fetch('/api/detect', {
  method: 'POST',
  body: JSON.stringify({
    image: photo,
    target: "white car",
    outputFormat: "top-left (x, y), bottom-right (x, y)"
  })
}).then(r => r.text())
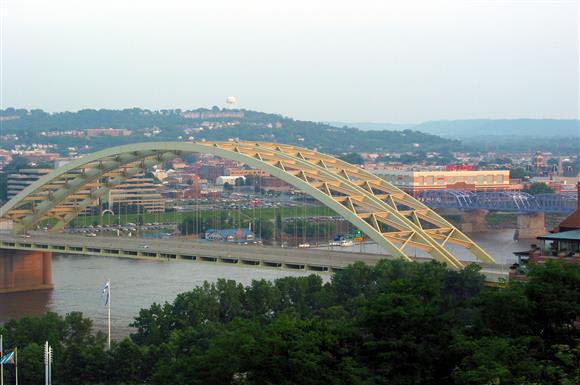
top-left (85, 233), bottom-right (97, 237)
top-left (298, 243), bottom-right (310, 248)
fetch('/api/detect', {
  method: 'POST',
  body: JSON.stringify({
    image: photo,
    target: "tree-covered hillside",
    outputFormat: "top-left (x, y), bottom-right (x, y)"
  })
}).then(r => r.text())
top-left (0, 108), bottom-right (459, 155)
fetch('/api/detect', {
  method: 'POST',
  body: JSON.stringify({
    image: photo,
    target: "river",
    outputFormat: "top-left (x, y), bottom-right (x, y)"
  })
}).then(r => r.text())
top-left (0, 229), bottom-right (529, 338)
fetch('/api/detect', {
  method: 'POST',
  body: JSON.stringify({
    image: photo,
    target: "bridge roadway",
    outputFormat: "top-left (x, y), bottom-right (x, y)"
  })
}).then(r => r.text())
top-left (0, 232), bottom-right (510, 283)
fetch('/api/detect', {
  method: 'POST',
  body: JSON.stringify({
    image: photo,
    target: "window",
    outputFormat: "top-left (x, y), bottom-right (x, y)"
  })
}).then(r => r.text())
top-left (448, 176), bottom-right (454, 184)
top-left (497, 175), bottom-right (504, 183)
top-left (467, 176), bottom-right (474, 184)
top-left (419, 176), bottom-right (424, 184)
top-left (487, 175), bottom-right (493, 184)
top-left (427, 176), bottom-right (434, 185)
top-left (477, 176), bottom-right (484, 184)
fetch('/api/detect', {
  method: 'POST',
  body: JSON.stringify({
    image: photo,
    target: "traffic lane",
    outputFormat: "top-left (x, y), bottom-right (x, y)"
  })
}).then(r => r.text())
top-left (0, 232), bottom-right (387, 267)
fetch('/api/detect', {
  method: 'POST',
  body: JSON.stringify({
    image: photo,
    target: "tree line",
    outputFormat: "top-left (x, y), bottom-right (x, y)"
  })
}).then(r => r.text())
top-left (0, 108), bottom-right (461, 154)
top-left (0, 259), bottom-right (578, 384)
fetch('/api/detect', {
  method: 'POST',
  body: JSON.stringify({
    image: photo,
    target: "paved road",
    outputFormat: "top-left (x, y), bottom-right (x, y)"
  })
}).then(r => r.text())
top-left (0, 231), bottom-right (509, 281)
top-left (0, 231), bottom-right (385, 269)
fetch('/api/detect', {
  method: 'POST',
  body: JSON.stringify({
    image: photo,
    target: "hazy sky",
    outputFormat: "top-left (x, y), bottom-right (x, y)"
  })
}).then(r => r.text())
top-left (1, 0), bottom-right (578, 123)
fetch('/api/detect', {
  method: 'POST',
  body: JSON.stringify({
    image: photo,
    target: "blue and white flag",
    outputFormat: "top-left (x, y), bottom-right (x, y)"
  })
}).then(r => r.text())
top-left (0, 351), bottom-right (14, 365)
top-left (102, 280), bottom-right (110, 306)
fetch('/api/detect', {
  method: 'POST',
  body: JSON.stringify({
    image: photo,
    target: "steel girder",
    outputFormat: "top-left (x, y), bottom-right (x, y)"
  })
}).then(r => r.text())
top-left (536, 193), bottom-right (578, 213)
top-left (417, 189), bottom-right (578, 214)
top-left (473, 191), bottom-right (540, 212)
top-left (0, 141), bottom-right (496, 267)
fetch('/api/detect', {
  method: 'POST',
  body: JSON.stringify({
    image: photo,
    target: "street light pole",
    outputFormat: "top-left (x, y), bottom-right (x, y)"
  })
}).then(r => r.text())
top-left (44, 341), bottom-right (53, 385)
top-left (49, 346), bottom-right (52, 385)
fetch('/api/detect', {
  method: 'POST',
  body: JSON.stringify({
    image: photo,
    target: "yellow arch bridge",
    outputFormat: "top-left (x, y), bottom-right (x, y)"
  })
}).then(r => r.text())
top-left (0, 141), bottom-right (495, 269)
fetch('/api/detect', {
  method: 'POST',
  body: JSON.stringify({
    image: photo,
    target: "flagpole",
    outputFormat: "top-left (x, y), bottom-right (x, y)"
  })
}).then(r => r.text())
top-left (1, 334), bottom-right (3, 385)
top-left (14, 347), bottom-right (17, 385)
top-left (107, 280), bottom-right (111, 351)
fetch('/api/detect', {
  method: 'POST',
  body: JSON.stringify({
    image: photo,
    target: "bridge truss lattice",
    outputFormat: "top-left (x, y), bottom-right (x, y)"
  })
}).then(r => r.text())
top-left (0, 142), bottom-right (496, 268)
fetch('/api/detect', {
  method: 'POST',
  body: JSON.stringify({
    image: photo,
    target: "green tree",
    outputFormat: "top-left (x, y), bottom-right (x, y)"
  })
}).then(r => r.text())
top-left (180, 216), bottom-right (212, 235)
top-left (451, 336), bottom-right (543, 385)
top-left (1, 259), bottom-right (578, 384)
top-left (110, 339), bottom-right (145, 384)
top-left (253, 218), bottom-right (273, 240)
top-left (524, 182), bottom-right (554, 195)
top-left (509, 167), bottom-right (528, 180)
top-left (470, 284), bottom-right (533, 337)
top-left (339, 152), bottom-right (365, 165)
top-left (15, 343), bottom-right (44, 385)
top-left (275, 210), bottom-right (282, 243)
top-left (526, 260), bottom-right (580, 342)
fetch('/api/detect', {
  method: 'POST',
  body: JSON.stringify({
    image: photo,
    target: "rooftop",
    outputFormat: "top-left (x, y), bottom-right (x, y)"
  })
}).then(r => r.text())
top-left (538, 229), bottom-right (580, 242)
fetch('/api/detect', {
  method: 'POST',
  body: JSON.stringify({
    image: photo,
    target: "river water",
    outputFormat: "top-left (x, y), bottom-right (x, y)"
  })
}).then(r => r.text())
top-left (0, 229), bottom-right (529, 338)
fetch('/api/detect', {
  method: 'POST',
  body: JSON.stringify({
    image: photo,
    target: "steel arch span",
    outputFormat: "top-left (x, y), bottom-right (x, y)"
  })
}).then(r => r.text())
top-left (0, 142), bottom-right (495, 268)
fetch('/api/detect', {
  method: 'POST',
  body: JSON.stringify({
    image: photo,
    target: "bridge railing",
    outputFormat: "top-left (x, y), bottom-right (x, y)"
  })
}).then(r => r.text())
top-left (535, 193), bottom-right (578, 212)
top-left (415, 190), bottom-right (476, 210)
top-left (416, 190), bottom-right (577, 213)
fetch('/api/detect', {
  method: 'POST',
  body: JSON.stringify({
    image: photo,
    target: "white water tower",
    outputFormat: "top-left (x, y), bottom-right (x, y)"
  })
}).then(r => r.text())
top-left (226, 96), bottom-right (236, 109)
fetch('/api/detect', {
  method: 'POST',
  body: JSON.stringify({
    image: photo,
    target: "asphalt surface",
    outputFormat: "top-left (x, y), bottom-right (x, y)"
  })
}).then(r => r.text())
top-left (0, 231), bottom-right (509, 280)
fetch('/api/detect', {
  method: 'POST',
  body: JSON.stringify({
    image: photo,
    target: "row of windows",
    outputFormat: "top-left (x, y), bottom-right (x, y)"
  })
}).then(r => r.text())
top-left (383, 174), bottom-right (506, 185)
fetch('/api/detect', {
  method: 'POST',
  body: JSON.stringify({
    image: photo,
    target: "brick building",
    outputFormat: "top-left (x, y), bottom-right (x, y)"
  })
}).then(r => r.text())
top-left (372, 169), bottom-right (520, 195)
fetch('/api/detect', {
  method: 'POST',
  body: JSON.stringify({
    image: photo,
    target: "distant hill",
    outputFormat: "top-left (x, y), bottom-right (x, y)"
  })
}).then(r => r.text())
top-left (332, 119), bottom-right (579, 137)
top-left (333, 119), bottom-right (579, 153)
top-left (326, 122), bottom-right (415, 131)
top-left (413, 119), bottom-right (579, 138)
top-left (0, 108), bottom-right (459, 155)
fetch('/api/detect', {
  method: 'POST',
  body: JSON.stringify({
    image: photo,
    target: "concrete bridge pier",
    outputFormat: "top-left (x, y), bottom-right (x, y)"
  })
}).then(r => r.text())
top-left (516, 212), bottom-right (546, 240)
top-left (460, 210), bottom-right (489, 233)
top-left (0, 249), bottom-right (53, 293)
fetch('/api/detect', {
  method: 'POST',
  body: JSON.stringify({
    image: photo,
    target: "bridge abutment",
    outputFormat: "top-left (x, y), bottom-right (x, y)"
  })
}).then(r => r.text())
top-left (460, 210), bottom-right (489, 232)
top-left (0, 249), bottom-right (53, 293)
top-left (516, 212), bottom-right (546, 239)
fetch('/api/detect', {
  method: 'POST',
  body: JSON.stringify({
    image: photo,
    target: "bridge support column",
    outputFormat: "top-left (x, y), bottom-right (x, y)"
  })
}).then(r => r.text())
top-left (516, 212), bottom-right (546, 239)
top-left (0, 249), bottom-right (53, 293)
top-left (460, 210), bottom-right (489, 233)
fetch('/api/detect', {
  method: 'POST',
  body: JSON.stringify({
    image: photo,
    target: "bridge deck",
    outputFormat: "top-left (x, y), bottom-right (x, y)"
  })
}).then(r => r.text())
top-left (0, 232), bottom-right (509, 282)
